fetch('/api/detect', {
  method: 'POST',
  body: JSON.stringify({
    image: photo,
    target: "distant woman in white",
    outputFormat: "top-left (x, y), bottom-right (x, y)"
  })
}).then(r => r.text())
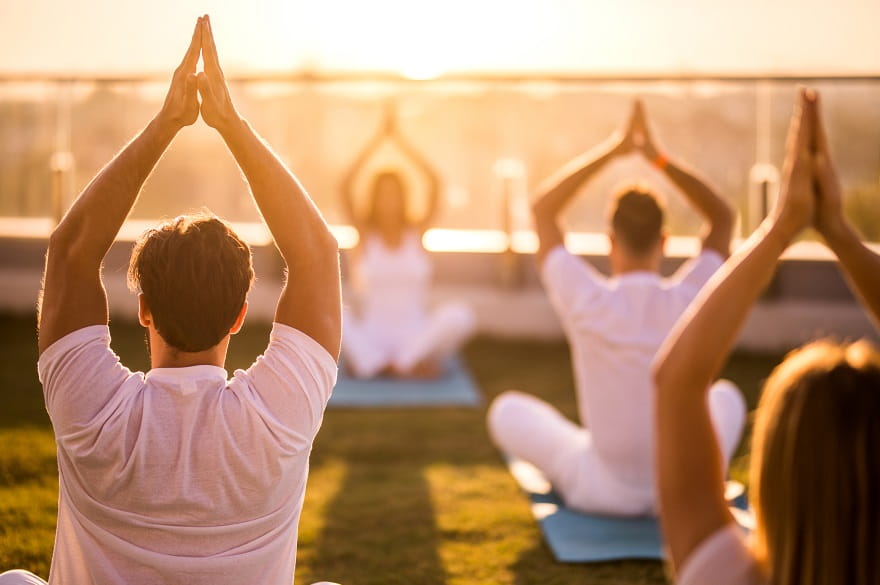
top-left (340, 108), bottom-right (475, 379)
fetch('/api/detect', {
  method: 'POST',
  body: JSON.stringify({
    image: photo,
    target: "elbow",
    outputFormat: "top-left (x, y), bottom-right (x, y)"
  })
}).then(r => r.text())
top-left (47, 224), bottom-right (72, 253)
top-left (714, 200), bottom-right (735, 232)
top-left (651, 350), bottom-right (676, 398)
top-left (312, 227), bottom-right (341, 266)
top-left (45, 227), bottom-right (98, 276)
top-left (651, 361), bottom-right (666, 394)
top-left (531, 198), bottom-right (551, 222)
top-left (46, 224), bottom-right (82, 263)
top-left (277, 225), bottom-right (340, 270)
top-left (321, 226), bottom-right (341, 255)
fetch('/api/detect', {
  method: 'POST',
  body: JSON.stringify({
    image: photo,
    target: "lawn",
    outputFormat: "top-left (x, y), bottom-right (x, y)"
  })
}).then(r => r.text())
top-left (0, 312), bottom-right (780, 584)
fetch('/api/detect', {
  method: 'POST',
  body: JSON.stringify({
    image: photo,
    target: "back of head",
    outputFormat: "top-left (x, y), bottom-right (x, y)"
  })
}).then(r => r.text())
top-left (128, 213), bottom-right (255, 353)
top-left (608, 186), bottom-right (665, 258)
top-left (751, 339), bottom-right (880, 585)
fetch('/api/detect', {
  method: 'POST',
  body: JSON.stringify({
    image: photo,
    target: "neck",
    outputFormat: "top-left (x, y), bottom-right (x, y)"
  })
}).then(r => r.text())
top-left (148, 329), bottom-right (229, 369)
top-left (375, 224), bottom-right (406, 246)
top-left (610, 255), bottom-right (661, 276)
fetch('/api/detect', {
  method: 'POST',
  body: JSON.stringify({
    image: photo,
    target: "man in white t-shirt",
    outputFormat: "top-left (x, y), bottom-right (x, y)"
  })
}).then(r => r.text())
top-left (0, 16), bottom-right (341, 585)
top-left (487, 101), bottom-right (746, 516)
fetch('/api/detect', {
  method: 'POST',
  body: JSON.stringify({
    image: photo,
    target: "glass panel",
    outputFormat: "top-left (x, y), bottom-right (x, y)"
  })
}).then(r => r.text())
top-left (0, 77), bottom-right (877, 242)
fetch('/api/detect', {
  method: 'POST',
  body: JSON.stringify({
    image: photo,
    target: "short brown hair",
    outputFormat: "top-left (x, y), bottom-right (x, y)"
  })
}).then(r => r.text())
top-left (128, 213), bottom-right (254, 352)
top-left (609, 186), bottom-right (665, 257)
top-left (751, 339), bottom-right (880, 585)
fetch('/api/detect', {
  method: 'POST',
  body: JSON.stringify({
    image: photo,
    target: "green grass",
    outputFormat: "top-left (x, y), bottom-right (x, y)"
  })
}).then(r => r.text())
top-left (0, 313), bottom-right (781, 584)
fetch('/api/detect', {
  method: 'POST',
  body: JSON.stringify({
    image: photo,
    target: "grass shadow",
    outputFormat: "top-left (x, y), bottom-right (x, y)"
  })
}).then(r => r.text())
top-left (510, 540), bottom-right (668, 585)
top-left (303, 460), bottom-right (448, 585)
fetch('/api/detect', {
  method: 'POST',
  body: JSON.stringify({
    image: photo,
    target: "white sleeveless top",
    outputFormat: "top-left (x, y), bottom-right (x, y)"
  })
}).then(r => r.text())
top-left (352, 230), bottom-right (432, 333)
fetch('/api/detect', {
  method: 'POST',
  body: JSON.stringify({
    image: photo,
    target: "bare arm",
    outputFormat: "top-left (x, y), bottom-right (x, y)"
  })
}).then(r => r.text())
top-left (198, 16), bottom-right (341, 358)
top-left (392, 125), bottom-right (441, 233)
top-left (812, 94), bottom-right (880, 327)
top-left (823, 224), bottom-right (880, 328)
top-left (340, 129), bottom-right (384, 232)
top-left (652, 90), bottom-right (817, 573)
top-left (636, 102), bottom-right (734, 257)
top-left (38, 19), bottom-right (202, 354)
top-left (532, 108), bottom-right (634, 266)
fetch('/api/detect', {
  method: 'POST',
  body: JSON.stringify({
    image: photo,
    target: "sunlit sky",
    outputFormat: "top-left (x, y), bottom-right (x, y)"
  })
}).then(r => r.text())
top-left (1, 0), bottom-right (878, 77)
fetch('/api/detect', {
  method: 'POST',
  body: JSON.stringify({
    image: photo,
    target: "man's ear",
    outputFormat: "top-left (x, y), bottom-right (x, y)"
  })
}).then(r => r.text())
top-left (137, 294), bottom-right (151, 328)
top-left (230, 301), bottom-right (248, 335)
top-left (607, 231), bottom-right (618, 254)
top-left (658, 231), bottom-right (668, 254)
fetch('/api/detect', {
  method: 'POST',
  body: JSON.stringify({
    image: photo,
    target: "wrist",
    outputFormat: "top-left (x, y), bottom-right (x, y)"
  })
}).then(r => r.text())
top-left (602, 134), bottom-right (625, 157)
top-left (217, 113), bottom-right (247, 142)
top-left (766, 213), bottom-right (802, 249)
top-left (650, 151), bottom-right (668, 171)
top-left (821, 215), bottom-right (856, 248)
top-left (148, 114), bottom-right (180, 145)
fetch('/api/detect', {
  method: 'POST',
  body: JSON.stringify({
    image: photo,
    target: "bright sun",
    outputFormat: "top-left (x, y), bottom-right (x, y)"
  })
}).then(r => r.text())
top-left (231, 0), bottom-right (540, 78)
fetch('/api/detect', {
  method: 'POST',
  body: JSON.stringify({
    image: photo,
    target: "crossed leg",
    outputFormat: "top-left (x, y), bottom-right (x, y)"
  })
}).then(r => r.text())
top-left (487, 380), bottom-right (746, 516)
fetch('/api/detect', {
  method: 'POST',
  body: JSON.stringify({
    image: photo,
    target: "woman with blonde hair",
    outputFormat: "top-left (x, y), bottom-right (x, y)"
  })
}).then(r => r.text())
top-left (653, 88), bottom-right (880, 585)
top-left (340, 105), bottom-right (475, 379)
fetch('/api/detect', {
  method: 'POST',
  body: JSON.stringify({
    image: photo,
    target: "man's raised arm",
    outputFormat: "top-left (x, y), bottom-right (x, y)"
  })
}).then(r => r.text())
top-left (634, 102), bottom-right (734, 258)
top-left (197, 16), bottom-right (341, 358)
top-left (38, 18), bottom-right (203, 354)
top-left (531, 105), bottom-right (635, 265)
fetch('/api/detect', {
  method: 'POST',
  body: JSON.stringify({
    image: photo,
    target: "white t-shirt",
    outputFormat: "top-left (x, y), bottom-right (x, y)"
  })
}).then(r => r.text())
top-left (677, 523), bottom-right (766, 585)
top-left (352, 231), bottom-right (431, 337)
top-left (37, 323), bottom-right (337, 585)
top-left (541, 245), bottom-right (724, 488)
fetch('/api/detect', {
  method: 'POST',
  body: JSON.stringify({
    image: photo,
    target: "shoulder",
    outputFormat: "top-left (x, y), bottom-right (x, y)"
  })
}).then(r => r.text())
top-left (667, 249), bottom-right (726, 293)
top-left (695, 248), bottom-right (726, 270)
top-left (405, 229), bottom-right (425, 248)
top-left (38, 324), bottom-right (138, 434)
top-left (239, 322), bottom-right (338, 392)
top-left (677, 523), bottom-right (765, 585)
top-left (268, 322), bottom-right (337, 369)
top-left (541, 245), bottom-right (606, 289)
top-left (38, 324), bottom-right (114, 377)
top-left (231, 322), bottom-right (338, 440)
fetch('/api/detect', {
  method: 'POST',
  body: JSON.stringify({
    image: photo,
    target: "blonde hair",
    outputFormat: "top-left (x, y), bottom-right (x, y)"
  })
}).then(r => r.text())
top-left (750, 339), bottom-right (880, 585)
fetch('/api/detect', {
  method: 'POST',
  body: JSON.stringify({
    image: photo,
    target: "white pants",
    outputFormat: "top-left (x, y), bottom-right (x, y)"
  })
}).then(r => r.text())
top-left (487, 380), bottom-right (747, 516)
top-left (0, 571), bottom-right (47, 585)
top-left (342, 302), bottom-right (476, 378)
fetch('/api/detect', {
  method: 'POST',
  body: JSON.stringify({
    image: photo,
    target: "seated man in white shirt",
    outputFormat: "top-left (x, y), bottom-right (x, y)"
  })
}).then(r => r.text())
top-left (0, 16), bottom-right (340, 585)
top-left (487, 101), bottom-right (746, 516)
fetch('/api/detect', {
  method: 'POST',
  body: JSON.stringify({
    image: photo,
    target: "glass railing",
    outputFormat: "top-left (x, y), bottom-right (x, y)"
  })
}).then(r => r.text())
top-left (1, 74), bottom-right (878, 246)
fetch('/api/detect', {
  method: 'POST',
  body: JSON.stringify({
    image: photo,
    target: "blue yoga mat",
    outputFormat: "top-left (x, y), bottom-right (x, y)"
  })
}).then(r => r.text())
top-left (507, 458), bottom-right (752, 563)
top-left (328, 356), bottom-right (481, 408)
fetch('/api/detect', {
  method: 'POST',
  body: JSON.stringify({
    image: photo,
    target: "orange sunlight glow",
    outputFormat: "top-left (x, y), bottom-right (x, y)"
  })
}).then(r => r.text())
top-left (242, 0), bottom-right (553, 78)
